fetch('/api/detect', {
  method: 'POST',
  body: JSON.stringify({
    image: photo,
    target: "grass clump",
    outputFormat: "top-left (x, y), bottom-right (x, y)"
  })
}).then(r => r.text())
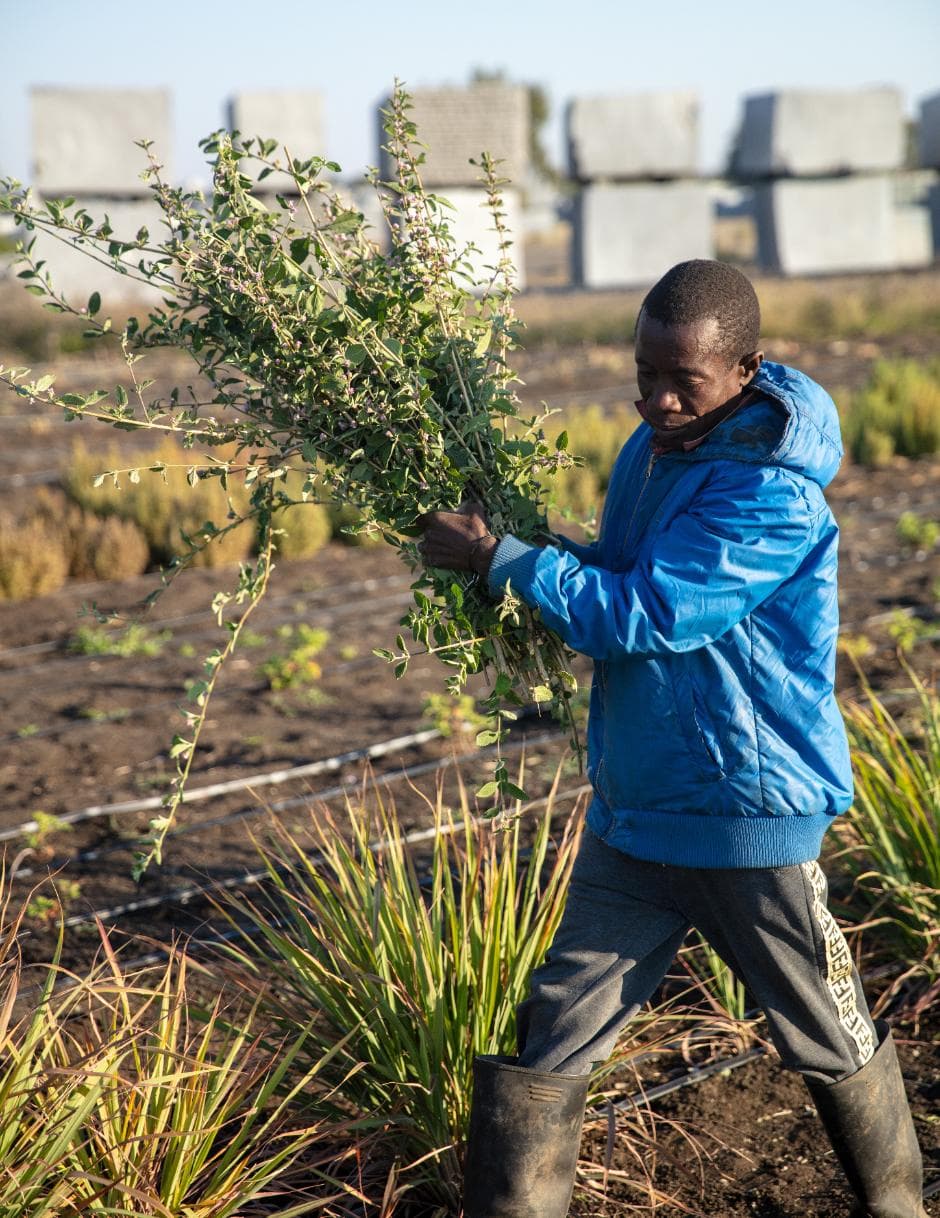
top-left (68, 621), bottom-right (171, 657)
top-left (839, 664), bottom-right (940, 983)
top-left (841, 358), bottom-right (940, 466)
top-left (896, 510), bottom-right (940, 551)
top-left (258, 623), bottom-right (330, 691)
top-left (0, 876), bottom-right (345, 1216)
top-left (210, 772), bottom-right (586, 1211)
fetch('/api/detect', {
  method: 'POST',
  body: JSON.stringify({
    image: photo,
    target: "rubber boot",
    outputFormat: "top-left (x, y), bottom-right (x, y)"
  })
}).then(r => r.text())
top-left (461, 1054), bottom-right (590, 1218)
top-left (805, 1021), bottom-right (927, 1218)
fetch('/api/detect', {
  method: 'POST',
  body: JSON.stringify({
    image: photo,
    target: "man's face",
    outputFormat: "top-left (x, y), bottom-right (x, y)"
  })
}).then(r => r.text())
top-left (634, 312), bottom-right (755, 434)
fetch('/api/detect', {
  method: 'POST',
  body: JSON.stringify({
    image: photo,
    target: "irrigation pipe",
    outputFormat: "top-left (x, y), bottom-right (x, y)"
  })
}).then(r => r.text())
top-left (14, 769), bottom-right (590, 979)
top-left (14, 730), bottom-right (576, 890)
top-left (0, 727), bottom-right (447, 843)
top-left (0, 571), bottom-right (412, 663)
top-left (605, 1046), bottom-right (767, 1113)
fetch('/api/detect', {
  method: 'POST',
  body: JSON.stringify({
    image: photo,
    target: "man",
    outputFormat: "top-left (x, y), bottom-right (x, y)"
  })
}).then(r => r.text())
top-left (420, 261), bottom-right (927, 1218)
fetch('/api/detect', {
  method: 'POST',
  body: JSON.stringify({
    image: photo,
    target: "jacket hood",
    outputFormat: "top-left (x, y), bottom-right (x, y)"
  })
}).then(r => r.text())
top-left (681, 360), bottom-right (844, 488)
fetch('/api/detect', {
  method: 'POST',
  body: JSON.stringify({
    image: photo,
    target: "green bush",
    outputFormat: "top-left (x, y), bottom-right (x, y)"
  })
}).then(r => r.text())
top-left (841, 358), bottom-right (940, 466)
top-left (62, 438), bottom-right (253, 568)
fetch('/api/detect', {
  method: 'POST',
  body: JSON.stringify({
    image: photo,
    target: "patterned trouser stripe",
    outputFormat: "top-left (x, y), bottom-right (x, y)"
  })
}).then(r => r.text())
top-left (802, 860), bottom-right (875, 1066)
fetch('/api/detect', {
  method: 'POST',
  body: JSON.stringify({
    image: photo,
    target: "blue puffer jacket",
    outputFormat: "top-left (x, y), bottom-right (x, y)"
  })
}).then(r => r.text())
top-left (488, 361), bottom-right (853, 869)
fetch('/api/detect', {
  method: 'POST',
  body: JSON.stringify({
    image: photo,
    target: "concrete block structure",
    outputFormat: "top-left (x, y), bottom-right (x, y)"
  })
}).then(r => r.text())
top-left (227, 91), bottom-right (325, 193)
top-left (574, 182), bottom-right (712, 288)
top-left (566, 92), bottom-right (699, 180)
top-left (893, 204), bottom-right (933, 269)
top-left (753, 177), bottom-right (929, 275)
top-left (381, 83), bottom-right (529, 188)
top-left (918, 92), bottom-right (940, 169)
top-left (736, 88), bottom-right (905, 177)
top-left (434, 186), bottom-right (525, 290)
top-left (27, 198), bottom-right (170, 304)
top-left (31, 88), bottom-right (171, 196)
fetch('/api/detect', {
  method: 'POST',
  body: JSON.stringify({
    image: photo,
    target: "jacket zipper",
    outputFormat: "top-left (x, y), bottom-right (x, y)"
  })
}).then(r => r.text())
top-left (620, 446), bottom-right (657, 561)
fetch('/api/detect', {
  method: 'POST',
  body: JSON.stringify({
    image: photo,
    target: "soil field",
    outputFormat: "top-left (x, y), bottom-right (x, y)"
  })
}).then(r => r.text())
top-left (0, 332), bottom-right (938, 1215)
top-left (574, 1004), bottom-right (939, 1216)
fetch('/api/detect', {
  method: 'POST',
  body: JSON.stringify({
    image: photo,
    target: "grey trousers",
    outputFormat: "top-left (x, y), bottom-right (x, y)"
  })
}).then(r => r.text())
top-left (517, 827), bottom-right (878, 1083)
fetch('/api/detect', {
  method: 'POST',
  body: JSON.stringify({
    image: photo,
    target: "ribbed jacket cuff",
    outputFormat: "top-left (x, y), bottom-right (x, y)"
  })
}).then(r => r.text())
top-left (486, 535), bottom-right (542, 596)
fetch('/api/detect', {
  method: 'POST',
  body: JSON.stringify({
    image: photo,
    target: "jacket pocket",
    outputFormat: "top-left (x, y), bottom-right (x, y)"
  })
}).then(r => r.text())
top-left (669, 660), bottom-right (725, 779)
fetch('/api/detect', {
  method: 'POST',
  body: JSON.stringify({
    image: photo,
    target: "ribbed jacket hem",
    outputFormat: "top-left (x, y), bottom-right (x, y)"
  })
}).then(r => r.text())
top-left (587, 799), bottom-right (835, 869)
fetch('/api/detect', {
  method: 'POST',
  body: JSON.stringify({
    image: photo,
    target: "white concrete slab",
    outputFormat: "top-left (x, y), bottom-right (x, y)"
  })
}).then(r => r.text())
top-left (436, 186), bottom-right (526, 289)
top-left (380, 84), bottom-right (529, 188)
top-left (31, 88), bottom-right (171, 195)
top-left (736, 89), bottom-right (905, 177)
top-left (566, 92), bottom-right (699, 180)
top-left (573, 182), bottom-right (713, 288)
top-left (24, 198), bottom-right (172, 305)
top-left (228, 92), bottom-right (325, 193)
top-left (755, 177), bottom-right (900, 275)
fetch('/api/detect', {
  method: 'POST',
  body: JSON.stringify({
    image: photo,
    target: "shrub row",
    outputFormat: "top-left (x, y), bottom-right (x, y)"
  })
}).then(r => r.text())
top-left (840, 357), bottom-right (940, 466)
top-left (0, 439), bottom-right (379, 600)
top-left (3, 357), bottom-right (936, 602)
top-left (1, 405), bottom-right (639, 601)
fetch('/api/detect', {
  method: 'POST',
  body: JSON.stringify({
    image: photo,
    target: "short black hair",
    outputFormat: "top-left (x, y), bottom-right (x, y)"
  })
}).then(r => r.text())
top-left (638, 260), bottom-right (761, 365)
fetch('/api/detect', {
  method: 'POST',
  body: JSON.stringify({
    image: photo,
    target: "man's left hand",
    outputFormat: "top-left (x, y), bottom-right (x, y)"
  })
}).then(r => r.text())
top-left (418, 504), bottom-right (499, 577)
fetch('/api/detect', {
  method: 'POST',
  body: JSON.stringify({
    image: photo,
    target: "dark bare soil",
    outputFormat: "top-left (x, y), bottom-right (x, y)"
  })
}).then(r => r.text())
top-left (573, 1008), bottom-right (939, 1216)
top-left (0, 333), bottom-right (938, 1213)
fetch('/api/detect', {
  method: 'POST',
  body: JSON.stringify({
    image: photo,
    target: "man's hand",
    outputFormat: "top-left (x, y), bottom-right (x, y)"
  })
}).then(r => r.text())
top-left (418, 503), bottom-right (499, 577)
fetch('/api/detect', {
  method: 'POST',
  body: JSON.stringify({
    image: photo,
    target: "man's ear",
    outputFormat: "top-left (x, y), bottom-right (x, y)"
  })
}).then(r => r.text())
top-left (739, 350), bottom-right (763, 386)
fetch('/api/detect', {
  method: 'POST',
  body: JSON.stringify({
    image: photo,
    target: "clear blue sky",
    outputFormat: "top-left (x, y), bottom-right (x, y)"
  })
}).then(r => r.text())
top-left (1, 0), bottom-right (938, 185)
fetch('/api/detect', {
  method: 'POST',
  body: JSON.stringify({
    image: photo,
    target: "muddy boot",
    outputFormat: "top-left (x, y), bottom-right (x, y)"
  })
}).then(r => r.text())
top-left (461, 1054), bottom-right (590, 1218)
top-left (805, 1022), bottom-right (927, 1218)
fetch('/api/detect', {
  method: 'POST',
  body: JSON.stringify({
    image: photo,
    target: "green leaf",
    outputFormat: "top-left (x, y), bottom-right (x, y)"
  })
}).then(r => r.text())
top-left (531, 684), bottom-right (553, 703)
top-left (289, 237), bottom-right (310, 264)
top-left (345, 344), bottom-right (367, 366)
top-left (34, 374), bottom-right (55, 392)
top-left (555, 430), bottom-right (569, 451)
top-left (87, 291), bottom-right (101, 316)
top-left (475, 729), bottom-right (500, 747)
top-left (475, 781), bottom-right (500, 799)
